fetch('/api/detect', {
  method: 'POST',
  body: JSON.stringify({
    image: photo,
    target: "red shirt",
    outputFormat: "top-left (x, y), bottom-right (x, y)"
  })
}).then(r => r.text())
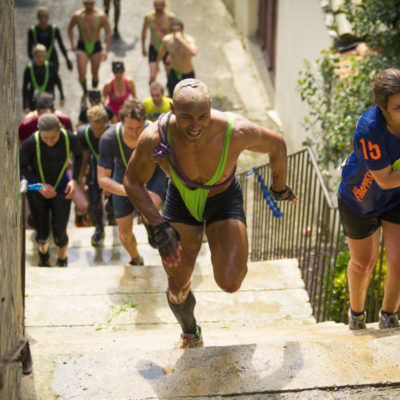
top-left (18, 112), bottom-right (74, 143)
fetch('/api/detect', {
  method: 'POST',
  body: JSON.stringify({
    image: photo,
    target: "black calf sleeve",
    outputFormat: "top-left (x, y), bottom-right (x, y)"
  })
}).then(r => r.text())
top-left (92, 79), bottom-right (99, 89)
top-left (88, 200), bottom-right (104, 227)
top-left (167, 290), bottom-right (197, 334)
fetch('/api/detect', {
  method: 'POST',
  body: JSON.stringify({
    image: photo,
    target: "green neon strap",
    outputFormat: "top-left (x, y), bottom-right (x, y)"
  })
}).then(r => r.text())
top-left (79, 12), bottom-right (99, 55)
top-left (31, 25), bottom-right (56, 60)
top-left (35, 129), bottom-right (70, 190)
top-left (167, 112), bottom-right (234, 221)
top-left (116, 122), bottom-right (128, 168)
top-left (84, 126), bottom-right (98, 160)
top-left (170, 47), bottom-right (183, 80)
top-left (149, 12), bottom-right (172, 49)
top-left (28, 61), bottom-right (49, 97)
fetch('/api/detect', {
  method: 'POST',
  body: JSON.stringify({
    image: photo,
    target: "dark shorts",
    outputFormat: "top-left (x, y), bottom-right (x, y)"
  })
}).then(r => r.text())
top-left (163, 176), bottom-right (247, 226)
top-left (112, 165), bottom-right (168, 219)
top-left (338, 196), bottom-right (400, 239)
top-left (148, 43), bottom-right (169, 63)
top-left (77, 39), bottom-right (102, 55)
top-left (167, 69), bottom-right (195, 98)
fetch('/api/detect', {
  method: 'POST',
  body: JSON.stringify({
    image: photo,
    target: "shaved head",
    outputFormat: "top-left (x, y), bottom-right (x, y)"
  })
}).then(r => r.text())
top-left (173, 79), bottom-right (211, 108)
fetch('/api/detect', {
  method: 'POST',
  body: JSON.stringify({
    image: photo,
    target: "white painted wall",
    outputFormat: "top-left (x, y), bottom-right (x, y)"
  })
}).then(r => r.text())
top-left (275, 0), bottom-right (332, 153)
top-left (234, 0), bottom-right (260, 37)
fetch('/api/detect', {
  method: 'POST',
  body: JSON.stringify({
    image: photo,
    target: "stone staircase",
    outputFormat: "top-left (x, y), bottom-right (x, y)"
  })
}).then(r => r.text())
top-left (20, 224), bottom-right (400, 399)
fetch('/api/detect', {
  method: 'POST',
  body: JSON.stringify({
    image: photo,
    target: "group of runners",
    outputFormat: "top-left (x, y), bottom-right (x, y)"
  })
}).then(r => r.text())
top-left (18, 0), bottom-right (400, 349)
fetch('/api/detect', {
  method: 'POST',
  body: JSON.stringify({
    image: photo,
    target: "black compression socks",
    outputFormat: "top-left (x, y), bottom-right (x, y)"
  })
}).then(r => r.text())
top-left (350, 308), bottom-right (364, 317)
top-left (92, 79), bottom-right (99, 89)
top-left (167, 290), bottom-right (197, 334)
top-left (80, 79), bottom-right (87, 95)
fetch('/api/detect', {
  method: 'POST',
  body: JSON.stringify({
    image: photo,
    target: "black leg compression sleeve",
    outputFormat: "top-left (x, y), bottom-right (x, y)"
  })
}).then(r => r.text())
top-left (167, 290), bottom-right (197, 334)
top-left (88, 200), bottom-right (104, 227)
top-left (92, 79), bottom-right (99, 89)
top-left (114, 0), bottom-right (120, 29)
top-left (80, 78), bottom-right (87, 95)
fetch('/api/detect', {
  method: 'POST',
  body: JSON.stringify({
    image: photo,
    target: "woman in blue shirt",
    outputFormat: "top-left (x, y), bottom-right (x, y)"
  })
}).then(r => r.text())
top-left (338, 68), bottom-right (400, 330)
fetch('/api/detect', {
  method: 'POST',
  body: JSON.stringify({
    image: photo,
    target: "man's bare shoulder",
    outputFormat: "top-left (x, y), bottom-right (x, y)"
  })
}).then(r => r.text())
top-left (138, 122), bottom-right (161, 149)
top-left (71, 10), bottom-right (83, 20)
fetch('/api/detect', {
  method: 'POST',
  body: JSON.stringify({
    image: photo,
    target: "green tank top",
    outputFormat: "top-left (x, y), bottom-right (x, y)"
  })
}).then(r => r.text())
top-left (28, 61), bottom-right (50, 98)
top-left (167, 113), bottom-right (234, 222)
top-left (79, 11), bottom-right (99, 55)
top-left (84, 125), bottom-right (98, 161)
top-left (31, 25), bottom-right (56, 60)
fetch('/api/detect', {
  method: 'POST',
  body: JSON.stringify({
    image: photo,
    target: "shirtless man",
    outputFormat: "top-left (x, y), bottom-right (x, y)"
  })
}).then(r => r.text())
top-left (154, 19), bottom-right (197, 98)
top-left (141, 0), bottom-right (176, 85)
top-left (68, 0), bottom-right (111, 103)
top-left (123, 79), bottom-right (297, 348)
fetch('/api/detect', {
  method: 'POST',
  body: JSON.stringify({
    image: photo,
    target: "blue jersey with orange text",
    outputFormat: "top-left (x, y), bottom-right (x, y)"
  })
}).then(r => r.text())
top-left (338, 105), bottom-right (400, 217)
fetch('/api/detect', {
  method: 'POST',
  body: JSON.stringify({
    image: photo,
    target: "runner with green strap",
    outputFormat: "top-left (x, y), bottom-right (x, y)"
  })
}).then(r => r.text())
top-left (84, 125), bottom-right (98, 161)
top-left (149, 12), bottom-right (172, 49)
top-left (31, 24), bottom-right (56, 60)
top-left (116, 122), bottom-right (128, 168)
top-left (35, 129), bottom-right (70, 190)
top-left (167, 113), bottom-right (234, 222)
top-left (78, 11), bottom-right (99, 55)
top-left (28, 61), bottom-right (50, 98)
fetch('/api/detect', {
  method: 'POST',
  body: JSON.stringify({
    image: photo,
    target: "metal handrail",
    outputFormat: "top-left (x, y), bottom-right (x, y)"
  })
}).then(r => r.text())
top-left (239, 147), bottom-right (386, 323)
top-left (239, 148), bottom-right (342, 322)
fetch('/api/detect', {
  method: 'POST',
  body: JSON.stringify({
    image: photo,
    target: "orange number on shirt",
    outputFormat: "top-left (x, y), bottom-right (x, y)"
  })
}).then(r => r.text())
top-left (360, 138), bottom-right (381, 160)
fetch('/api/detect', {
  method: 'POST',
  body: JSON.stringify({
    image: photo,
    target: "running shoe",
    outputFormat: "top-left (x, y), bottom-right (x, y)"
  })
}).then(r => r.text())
top-left (379, 309), bottom-right (400, 329)
top-left (179, 325), bottom-right (204, 349)
top-left (91, 226), bottom-right (105, 247)
top-left (56, 257), bottom-right (68, 267)
top-left (127, 255), bottom-right (144, 266)
top-left (348, 308), bottom-right (366, 330)
top-left (38, 250), bottom-right (50, 267)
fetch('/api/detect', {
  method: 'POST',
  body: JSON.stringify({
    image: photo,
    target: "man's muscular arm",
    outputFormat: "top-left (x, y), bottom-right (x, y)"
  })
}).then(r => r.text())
top-left (67, 14), bottom-right (78, 51)
top-left (123, 126), bottom-right (163, 225)
top-left (123, 126), bottom-right (181, 266)
top-left (141, 15), bottom-right (149, 56)
top-left (237, 115), bottom-right (296, 202)
top-left (101, 13), bottom-right (112, 59)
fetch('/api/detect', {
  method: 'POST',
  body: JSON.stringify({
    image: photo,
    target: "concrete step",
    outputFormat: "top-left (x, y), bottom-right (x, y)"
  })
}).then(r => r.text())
top-left (25, 225), bottom-right (212, 267)
top-left (21, 322), bottom-right (400, 400)
top-left (25, 259), bottom-right (314, 328)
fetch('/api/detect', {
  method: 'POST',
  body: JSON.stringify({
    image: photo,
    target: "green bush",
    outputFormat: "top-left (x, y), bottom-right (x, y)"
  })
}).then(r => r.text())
top-left (297, 0), bottom-right (400, 186)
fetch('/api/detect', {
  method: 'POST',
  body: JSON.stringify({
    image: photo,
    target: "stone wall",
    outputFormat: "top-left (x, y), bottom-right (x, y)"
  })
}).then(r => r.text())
top-left (0, 1), bottom-right (24, 399)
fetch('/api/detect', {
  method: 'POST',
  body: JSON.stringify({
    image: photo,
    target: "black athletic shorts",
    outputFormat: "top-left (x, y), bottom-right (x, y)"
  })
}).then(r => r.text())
top-left (112, 165), bottom-right (168, 219)
top-left (163, 176), bottom-right (247, 226)
top-left (77, 40), bottom-right (102, 55)
top-left (338, 196), bottom-right (400, 239)
top-left (148, 43), bottom-right (169, 63)
top-left (167, 69), bottom-right (195, 98)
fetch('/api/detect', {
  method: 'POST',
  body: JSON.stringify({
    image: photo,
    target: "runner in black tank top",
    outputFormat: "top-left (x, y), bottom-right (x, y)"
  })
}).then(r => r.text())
top-left (20, 114), bottom-right (82, 267)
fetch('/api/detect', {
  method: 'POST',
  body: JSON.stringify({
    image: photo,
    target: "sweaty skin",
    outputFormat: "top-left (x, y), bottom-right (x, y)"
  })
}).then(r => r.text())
top-left (124, 79), bottom-right (294, 306)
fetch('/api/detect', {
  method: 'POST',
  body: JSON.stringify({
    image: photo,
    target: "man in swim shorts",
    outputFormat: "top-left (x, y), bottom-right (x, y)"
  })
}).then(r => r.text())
top-left (141, 0), bottom-right (176, 84)
top-left (153, 19), bottom-right (197, 97)
top-left (123, 79), bottom-right (297, 348)
top-left (68, 0), bottom-right (111, 103)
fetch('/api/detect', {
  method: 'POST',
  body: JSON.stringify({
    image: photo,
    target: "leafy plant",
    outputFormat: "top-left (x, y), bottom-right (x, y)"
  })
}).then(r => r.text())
top-left (297, 0), bottom-right (400, 188)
